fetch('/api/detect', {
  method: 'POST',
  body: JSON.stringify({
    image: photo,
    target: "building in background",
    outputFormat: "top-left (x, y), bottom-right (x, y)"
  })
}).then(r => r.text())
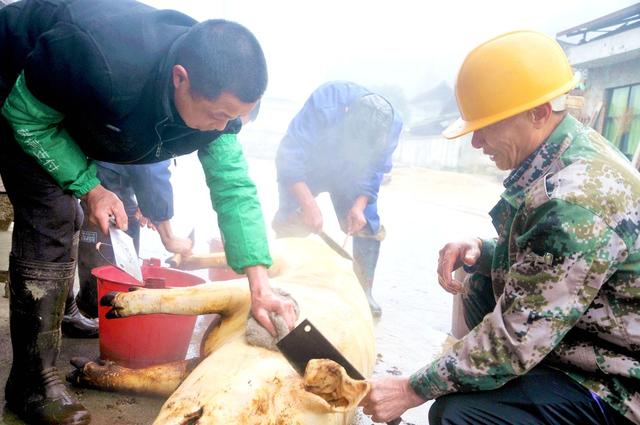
top-left (557, 3), bottom-right (640, 169)
top-left (395, 82), bottom-right (496, 174)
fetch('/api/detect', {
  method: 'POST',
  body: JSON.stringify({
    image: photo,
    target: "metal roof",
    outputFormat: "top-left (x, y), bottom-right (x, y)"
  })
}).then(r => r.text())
top-left (557, 3), bottom-right (640, 44)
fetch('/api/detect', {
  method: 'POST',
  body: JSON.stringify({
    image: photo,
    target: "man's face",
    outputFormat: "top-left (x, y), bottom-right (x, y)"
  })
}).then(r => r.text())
top-left (172, 64), bottom-right (257, 131)
top-left (470, 112), bottom-right (535, 170)
top-left (174, 89), bottom-right (256, 132)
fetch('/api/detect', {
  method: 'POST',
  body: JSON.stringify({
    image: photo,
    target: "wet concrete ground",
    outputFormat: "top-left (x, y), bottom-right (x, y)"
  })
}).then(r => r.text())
top-left (0, 156), bottom-right (503, 424)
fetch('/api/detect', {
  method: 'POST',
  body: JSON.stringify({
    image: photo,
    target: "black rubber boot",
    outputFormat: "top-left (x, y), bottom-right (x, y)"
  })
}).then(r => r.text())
top-left (62, 232), bottom-right (98, 338)
top-left (61, 294), bottom-right (98, 339)
top-left (360, 282), bottom-right (382, 318)
top-left (5, 256), bottom-right (91, 425)
top-left (353, 237), bottom-right (382, 318)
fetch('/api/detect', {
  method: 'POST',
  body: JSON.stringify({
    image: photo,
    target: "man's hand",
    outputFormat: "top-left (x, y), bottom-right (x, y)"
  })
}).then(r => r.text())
top-left (134, 208), bottom-right (157, 230)
top-left (155, 220), bottom-right (193, 255)
top-left (299, 201), bottom-right (323, 234)
top-left (346, 195), bottom-right (369, 235)
top-left (437, 238), bottom-right (482, 294)
top-left (289, 181), bottom-right (322, 233)
top-left (245, 265), bottom-right (297, 335)
top-left (81, 184), bottom-right (127, 234)
top-left (162, 236), bottom-right (193, 255)
top-left (360, 377), bottom-right (426, 423)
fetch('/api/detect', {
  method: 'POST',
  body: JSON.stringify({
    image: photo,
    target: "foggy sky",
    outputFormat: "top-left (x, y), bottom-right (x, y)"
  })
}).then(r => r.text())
top-left (139, 0), bottom-right (638, 103)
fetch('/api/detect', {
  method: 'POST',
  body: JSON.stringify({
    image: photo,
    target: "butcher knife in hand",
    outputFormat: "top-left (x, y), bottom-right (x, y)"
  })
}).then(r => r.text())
top-left (276, 319), bottom-right (402, 425)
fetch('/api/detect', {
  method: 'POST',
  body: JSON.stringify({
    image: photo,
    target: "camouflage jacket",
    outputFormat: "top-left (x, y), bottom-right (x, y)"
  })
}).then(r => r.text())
top-left (410, 115), bottom-right (640, 423)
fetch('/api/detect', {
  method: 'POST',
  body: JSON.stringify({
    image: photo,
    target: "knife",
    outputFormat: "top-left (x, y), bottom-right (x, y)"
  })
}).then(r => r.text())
top-left (318, 231), bottom-right (353, 261)
top-left (108, 223), bottom-right (143, 282)
top-left (277, 319), bottom-right (402, 425)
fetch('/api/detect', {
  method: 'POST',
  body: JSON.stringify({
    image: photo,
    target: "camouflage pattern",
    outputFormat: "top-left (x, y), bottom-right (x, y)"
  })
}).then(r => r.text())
top-left (410, 115), bottom-right (640, 423)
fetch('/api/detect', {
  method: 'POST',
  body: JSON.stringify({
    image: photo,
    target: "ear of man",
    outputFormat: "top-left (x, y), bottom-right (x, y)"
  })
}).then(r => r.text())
top-left (529, 103), bottom-right (552, 129)
top-left (172, 64), bottom-right (190, 88)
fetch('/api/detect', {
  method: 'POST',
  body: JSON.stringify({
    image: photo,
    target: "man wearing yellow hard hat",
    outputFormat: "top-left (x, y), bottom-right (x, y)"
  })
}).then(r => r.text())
top-left (361, 30), bottom-right (640, 424)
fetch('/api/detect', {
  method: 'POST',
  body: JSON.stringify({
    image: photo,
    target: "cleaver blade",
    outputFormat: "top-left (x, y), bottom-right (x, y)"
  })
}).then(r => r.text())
top-left (108, 225), bottom-right (143, 283)
top-left (276, 318), bottom-right (364, 380)
top-left (276, 319), bottom-right (402, 425)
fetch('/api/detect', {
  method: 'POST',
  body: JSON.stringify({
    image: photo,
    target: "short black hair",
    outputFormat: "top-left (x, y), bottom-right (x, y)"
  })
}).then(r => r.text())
top-left (175, 19), bottom-right (267, 102)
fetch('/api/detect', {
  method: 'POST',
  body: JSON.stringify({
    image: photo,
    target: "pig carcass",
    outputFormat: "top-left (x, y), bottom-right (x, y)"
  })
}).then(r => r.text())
top-left (69, 237), bottom-right (376, 424)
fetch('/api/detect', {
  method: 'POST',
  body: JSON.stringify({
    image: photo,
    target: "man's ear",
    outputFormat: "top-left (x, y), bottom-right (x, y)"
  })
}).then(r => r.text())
top-left (529, 103), bottom-right (552, 128)
top-left (172, 65), bottom-right (190, 89)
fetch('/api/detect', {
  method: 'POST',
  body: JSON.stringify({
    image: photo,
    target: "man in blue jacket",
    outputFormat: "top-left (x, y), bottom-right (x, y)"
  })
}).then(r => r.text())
top-left (273, 81), bottom-right (403, 318)
top-left (0, 1), bottom-right (296, 423)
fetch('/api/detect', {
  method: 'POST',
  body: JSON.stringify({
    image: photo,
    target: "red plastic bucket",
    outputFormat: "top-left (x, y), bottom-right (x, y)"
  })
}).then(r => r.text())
top-left (94, 260), bottom-right (206, 368)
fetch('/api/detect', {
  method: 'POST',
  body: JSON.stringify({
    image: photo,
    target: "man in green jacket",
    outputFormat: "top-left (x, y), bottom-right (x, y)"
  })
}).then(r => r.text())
top-left (361, 30), bottom-right (639, 424)
top-left (0, 1), bottom-right (296, 424)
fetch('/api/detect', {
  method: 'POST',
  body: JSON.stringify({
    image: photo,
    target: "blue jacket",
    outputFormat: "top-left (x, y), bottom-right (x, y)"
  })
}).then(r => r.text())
top-left (276, 81), bottom-right (402, 202)
top-left (96, 161), bottom-right (173, 223)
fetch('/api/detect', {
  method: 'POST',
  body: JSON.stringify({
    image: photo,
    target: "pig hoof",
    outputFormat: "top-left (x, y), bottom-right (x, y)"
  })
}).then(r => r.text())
top-left (100, 292), bottom-right (117, 306)
top-left (70, 357), bottom-right (93, 369)
top-left (66, 359), bottom-right (94, 386)
top-left (105, 308), bottom-right (121, 319)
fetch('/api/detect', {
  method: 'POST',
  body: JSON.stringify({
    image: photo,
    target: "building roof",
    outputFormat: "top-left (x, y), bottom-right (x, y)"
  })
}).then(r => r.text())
top-left (557, 3), bottom-right (640, 45)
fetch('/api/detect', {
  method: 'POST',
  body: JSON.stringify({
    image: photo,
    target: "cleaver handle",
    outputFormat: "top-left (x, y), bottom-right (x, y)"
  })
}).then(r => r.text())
top-left (387, 418), bottom-right (402, 425)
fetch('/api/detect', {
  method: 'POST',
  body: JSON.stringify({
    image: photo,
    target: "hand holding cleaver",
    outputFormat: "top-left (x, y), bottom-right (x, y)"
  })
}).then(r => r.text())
top-left (277, 319), bottom-right (402, 425)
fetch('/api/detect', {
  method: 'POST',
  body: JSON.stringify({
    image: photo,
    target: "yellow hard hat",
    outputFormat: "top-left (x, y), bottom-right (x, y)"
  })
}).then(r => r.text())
top-left (443, 30), bottom-right (580, 139)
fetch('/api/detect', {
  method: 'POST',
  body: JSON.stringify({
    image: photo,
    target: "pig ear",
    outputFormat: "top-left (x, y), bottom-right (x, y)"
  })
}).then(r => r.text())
top-left (301, 359), bottom-right (371, 413)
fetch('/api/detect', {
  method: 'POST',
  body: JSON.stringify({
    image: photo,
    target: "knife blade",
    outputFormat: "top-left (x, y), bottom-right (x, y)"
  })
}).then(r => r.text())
top-left (277, 319), bottom-right (363, 379)
top-left (108, 224), bottom-right (143, 282)
top-left (276, 319), bottom-right (402, 425)
top-left (318, 231), bottom-right (353, 261)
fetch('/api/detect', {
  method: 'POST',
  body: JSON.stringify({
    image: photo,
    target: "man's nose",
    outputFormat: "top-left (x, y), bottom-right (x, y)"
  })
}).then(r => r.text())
top-left (471, 132), bottom-right (483, 149)
top-left (210, 120), bottom-right (228, 131)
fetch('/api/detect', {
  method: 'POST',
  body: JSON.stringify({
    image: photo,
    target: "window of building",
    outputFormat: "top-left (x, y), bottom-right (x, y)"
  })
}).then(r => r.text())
top-left (603, 83), bottom-right (640, 161)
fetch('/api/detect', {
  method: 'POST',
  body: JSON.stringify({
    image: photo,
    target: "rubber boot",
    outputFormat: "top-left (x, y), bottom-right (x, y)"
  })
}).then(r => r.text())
top-left (353, 237), bottom-right (382, 318)
top-left (5, 256), bottom-right (91, 425)
top-left (61, 290), bottom-right (98, 339)
top-left (62, 232), bottom-right (98, 338)
top-left (76, 219), bottom-right (111, 318)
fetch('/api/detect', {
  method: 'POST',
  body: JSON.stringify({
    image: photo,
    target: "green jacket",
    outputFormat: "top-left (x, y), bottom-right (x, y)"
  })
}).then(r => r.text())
top-left (410, 115), bottom-right (640, 423)
top-left (1, 74), bottom-right (271, 273)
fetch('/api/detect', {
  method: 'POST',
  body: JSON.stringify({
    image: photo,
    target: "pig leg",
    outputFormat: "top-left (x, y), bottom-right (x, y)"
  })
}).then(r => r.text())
top-left (101, 281), bottom-right (250, 318)
top-left (66, 357), bottom-right (200, 397)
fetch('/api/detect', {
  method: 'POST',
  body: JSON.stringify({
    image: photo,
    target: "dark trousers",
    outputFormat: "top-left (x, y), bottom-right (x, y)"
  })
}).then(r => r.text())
top-left (429, 273), bottom-right (634, 425)
top-left (0, 117), bottom-right (82, 262)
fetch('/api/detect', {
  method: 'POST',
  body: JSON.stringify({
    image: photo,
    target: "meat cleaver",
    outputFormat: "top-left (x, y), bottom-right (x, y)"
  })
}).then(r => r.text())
top-left (108, 224), bottom-right (143, 283)
top-left (277, 319), bottom-right (402, 425)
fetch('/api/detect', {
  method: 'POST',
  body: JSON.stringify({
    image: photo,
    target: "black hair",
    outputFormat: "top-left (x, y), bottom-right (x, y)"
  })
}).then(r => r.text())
top-left (175, 19), bottom-right (267, 102)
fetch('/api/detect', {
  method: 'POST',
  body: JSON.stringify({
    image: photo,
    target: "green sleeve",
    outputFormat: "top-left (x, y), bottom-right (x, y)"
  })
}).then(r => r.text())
top-left (198, 133), bottom-right (272, 273)
top-left (1, 73), bottom-right (99, 198)
top-left (475, 237), bottom-right (496, 276)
